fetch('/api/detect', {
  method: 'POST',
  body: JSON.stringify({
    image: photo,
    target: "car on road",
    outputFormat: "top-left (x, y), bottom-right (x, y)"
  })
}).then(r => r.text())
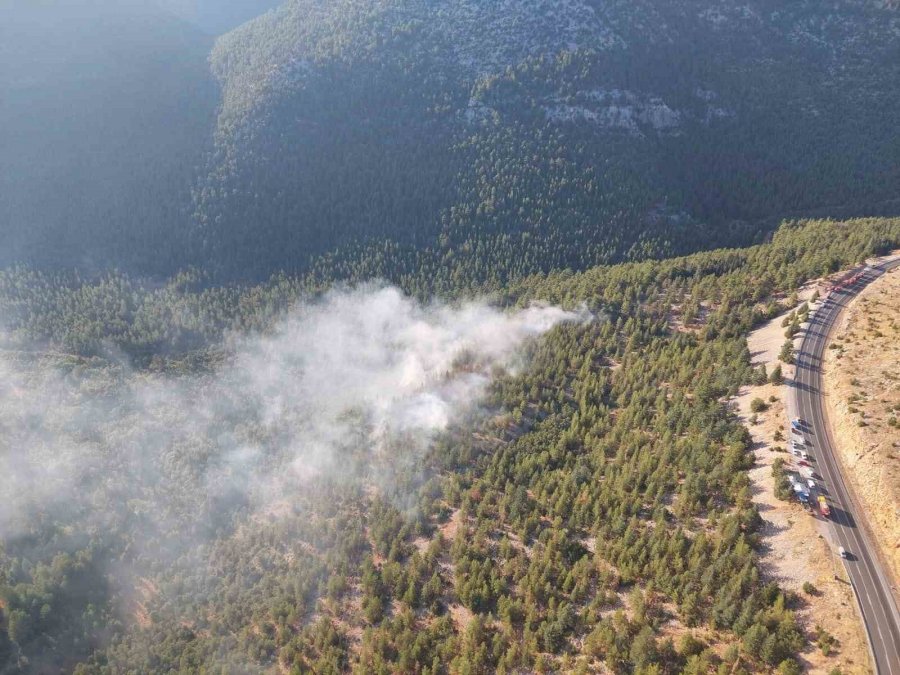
top-left (839, 546), bottom-right (849, 559)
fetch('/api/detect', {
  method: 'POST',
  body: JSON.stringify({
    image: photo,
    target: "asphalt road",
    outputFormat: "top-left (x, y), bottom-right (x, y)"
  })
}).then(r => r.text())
top-left (790, 257), bottom-right (900, 674)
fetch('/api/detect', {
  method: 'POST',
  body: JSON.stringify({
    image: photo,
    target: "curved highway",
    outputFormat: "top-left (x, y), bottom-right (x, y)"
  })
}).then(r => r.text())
top-left (790, 257), bottom-right (900, 674)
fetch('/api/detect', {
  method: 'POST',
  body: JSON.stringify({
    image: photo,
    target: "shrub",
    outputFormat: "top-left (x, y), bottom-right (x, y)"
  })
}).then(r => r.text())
top-left (750, 398), bottom-right (769, 413)
top-left (779, 340), bottom-right (795, 364)
top-left (678, 633), bottom-right (705, 658)
top-left (752, 365), bottom-right (768, 386)
top-left (769, 364), bottom-right (784, 385)
top-left (777, 658), bottom-right (801, 675)
top-left (815, 625), bottom-right (838, 656)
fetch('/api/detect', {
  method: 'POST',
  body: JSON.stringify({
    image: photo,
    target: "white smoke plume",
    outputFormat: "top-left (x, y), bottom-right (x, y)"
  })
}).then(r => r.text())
top-left (0, 285), bottom-right (584, 542)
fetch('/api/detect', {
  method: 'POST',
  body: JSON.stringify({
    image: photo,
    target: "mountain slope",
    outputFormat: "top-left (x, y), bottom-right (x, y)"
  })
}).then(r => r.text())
top-left (154, 0), bottom-right (283, 35)
top-left (2, 218), bottom-right (899, 673)
top-left (194, 0), bottom-right (900, 284)
top-left (0, 0), bottom-right (218, 273)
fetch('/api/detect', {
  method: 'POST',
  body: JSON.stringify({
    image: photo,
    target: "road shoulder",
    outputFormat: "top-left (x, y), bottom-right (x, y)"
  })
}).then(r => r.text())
top-left (736, 295), bottom-right (870, 674)
top-left (821, 264), bottom-right (900, 598)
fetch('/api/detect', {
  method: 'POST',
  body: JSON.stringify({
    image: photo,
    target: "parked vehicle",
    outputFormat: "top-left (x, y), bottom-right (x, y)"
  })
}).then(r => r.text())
top-left (818, 495), bottom-right (831, 517)
top-left (807, 479), bottom-right (816, 490)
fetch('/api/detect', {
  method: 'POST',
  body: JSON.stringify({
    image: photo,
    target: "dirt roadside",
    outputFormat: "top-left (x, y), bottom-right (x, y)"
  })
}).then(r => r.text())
top-left (735, 285), bottom-right (870, 674)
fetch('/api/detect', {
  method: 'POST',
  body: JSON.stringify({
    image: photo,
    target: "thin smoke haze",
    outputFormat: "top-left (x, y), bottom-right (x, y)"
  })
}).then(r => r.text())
top-left (0, 286), bottom-right (585, 543)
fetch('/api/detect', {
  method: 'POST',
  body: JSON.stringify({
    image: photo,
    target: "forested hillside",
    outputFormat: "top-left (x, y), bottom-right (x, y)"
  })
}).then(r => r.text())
top-left (193, 0), bottom-right (900, 282)
top-left (1, 218), bottom-right (898, 673)
top-left (3, 1), bottom-right (900, 671)
top-left (0, 0), bottom-right (218, 272)
top-left (2, 0), bottom-right (898, 284)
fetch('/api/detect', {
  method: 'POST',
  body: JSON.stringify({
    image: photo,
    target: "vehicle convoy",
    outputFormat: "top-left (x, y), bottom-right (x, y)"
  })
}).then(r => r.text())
top-left (818, 495), bottom-right (831, 518)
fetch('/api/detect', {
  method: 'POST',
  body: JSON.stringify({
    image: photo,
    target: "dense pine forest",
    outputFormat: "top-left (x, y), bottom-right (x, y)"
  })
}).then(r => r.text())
top-left (3, 0), bottom-right (900, 281)
top-left (193, 0), bottom-right (900, 283)
top-left (2, 218), bottom-right (898, 673)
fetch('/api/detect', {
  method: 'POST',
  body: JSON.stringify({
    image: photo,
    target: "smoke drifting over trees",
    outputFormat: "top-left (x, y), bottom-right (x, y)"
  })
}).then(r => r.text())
top-left (0, 285), bottom-right (579, 562)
